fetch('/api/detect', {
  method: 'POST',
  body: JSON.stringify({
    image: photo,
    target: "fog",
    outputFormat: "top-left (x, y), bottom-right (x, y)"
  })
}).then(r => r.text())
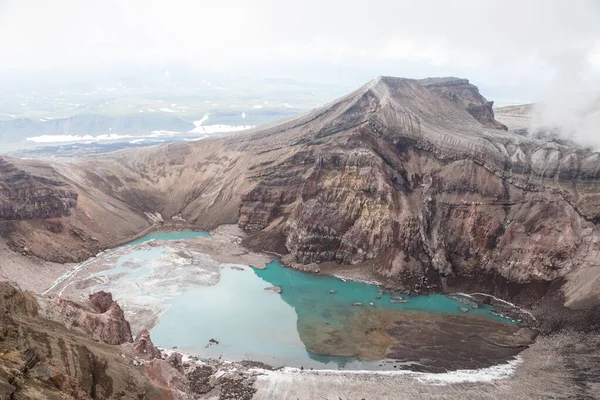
top-left (1, 0), bottom-right (599, 144)
top-left (530, 48), bottom-right (600, 149)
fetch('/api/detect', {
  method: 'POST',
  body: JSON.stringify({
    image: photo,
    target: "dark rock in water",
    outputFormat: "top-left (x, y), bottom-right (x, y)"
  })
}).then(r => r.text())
top-left (209, 338), bottom-right (219, 345)
top-left (376, 295), bottom-right (381, 300)
top-left (448, 294), bottom-right (480, 308)
top-left (264, 286), bottom-right (282, 294)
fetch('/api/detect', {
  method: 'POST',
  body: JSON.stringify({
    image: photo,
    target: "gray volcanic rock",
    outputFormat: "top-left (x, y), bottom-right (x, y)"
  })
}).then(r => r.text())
top-left (419, 77), bottom-right (508, 130)
top-left (166, 352), bottom-right (184, 373)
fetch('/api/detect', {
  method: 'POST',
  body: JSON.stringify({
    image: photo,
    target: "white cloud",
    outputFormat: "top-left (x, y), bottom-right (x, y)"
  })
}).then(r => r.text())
top-left (0, 0), bottom-right (598, 107)
top-left (0, 1), bottom-right (597, 77)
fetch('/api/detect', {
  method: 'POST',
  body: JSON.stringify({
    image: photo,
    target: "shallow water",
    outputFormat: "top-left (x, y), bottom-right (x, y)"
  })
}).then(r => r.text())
top-left (148, 258), bottom-right (515, 369)
top-left (89, 232), bottom-right (517, 370)
top-left (255, 260), bottom-right (510, 323)
top-left (122, 230), bottom-right (210, 246)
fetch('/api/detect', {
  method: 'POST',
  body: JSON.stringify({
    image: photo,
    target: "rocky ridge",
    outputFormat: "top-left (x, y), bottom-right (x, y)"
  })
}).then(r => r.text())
top-left (0, 157), bottom-right (77, 220)
top-left (0, 283), bottom-right (266, 399)
top-left (0, 76), bottom-right (599, 311)
top-left (37, 291), bottom-right (134, 345)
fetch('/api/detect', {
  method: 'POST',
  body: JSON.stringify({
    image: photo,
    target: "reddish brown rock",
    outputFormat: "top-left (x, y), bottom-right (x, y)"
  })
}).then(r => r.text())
top-left (166, 352), bottom-right (184, 373)
top-left (2, 76), bottom-right (600, 309)
top-left (43, 218), bottom-right (64, 233)
top-left (0, 283), bottom-right (171, 399)
top-left (0, 157), bottom-right (77, 221)
top-left (133, 329), bottom-right (162, 360)
top-left (43, 292), bottom-right (133, 345)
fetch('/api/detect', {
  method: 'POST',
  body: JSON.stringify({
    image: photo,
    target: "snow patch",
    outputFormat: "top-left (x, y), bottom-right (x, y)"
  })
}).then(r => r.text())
top-left (261, 356), bottom-right (522, 385)
top-left (194, 114), bottom-right (210, 127)
top-left (26, 134), bottom-right (134, 143)
top-left (189, 124), bottom-right (253, 134)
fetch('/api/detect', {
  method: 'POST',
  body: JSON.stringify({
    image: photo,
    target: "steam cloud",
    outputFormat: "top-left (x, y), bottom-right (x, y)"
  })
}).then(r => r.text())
top-left (530, 45), bottom-right (600, 150)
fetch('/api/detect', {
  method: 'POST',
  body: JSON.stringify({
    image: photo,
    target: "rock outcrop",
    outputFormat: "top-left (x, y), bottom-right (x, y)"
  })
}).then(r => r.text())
top-left (38, 291), bottom-right (133, 345)
top-left (0, 283), bottom-right (172, 399)
top-left (0, 283), bottom-right (267, 400)
top-left (2, 76), bottom-right (600, 310)
top-left (0, 157), bottom-right (77, 220)
top-left (419, 77), bottom-right (508, 130)
top-left (133, 329), bottom-right (162, 360)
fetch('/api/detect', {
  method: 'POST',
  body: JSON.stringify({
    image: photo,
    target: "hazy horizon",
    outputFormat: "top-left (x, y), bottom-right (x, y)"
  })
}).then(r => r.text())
top-left (1, 1), bottom-right (599, 103)
top-left (1, 0), bottom-right (600, 150)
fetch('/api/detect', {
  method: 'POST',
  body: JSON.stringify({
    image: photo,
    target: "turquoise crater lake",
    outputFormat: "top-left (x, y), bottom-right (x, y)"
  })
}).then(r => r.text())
top-left (103, 231), bottom-right (519, 370)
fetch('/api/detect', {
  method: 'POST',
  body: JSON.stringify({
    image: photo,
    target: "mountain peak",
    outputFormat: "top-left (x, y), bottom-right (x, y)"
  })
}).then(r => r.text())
top-left (357, 75), bottom-right (505, 130)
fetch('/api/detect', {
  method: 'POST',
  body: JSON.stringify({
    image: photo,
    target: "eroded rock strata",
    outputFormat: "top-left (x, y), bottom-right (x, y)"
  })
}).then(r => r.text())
top-left (1, 76), bottom-right (599, 311)
top-left (0, 283), bottom-right (266, 399)
top-left (0, 283), bottom-right (168, 399)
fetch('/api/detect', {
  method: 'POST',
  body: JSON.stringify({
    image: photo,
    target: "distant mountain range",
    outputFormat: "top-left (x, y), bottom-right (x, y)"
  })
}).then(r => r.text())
top-left (0, 69), bottom-right (351, 153)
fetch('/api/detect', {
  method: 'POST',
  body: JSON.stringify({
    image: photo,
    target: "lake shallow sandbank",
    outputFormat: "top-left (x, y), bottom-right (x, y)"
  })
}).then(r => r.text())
top-left (45, 225), bottom-right (534, 372)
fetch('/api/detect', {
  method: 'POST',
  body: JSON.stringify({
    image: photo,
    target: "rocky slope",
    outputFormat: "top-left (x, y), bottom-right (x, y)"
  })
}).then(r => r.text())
top-left (0, 157), bottom-right (77, 221)
top-left (0, 283), bottom-right (173, 399)
top-left (1, 76), bottom-right (599, 311)
top-left (0, 283), bottom-right (271, 399)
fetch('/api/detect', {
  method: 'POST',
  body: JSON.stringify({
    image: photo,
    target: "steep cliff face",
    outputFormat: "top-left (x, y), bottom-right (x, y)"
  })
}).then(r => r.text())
top-left (0, 157), bottom-right (78, 220)
top-left (419, 77), bottom-right (508, 130)
top-left (237, 123), bottom-right (600, 304)
top-left (37, 291), bottom-right (134, 345)
top-left (232, 77), bottom-right (600, 307)
top-left (2, 76), bottom-right (600, 310)
top-left (0, 283), bottom-right (269, 399)
top-left (0, 283), bottom-right (172, 399)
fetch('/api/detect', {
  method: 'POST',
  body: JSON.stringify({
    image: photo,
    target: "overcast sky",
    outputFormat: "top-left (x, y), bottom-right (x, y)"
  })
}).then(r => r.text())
top-left (1, 0), bottom-right (599, 103)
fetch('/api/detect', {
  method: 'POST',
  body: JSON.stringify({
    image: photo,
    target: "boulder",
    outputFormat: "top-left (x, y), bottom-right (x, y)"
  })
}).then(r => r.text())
top-left (264, 286), bottom-right (282, 294)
